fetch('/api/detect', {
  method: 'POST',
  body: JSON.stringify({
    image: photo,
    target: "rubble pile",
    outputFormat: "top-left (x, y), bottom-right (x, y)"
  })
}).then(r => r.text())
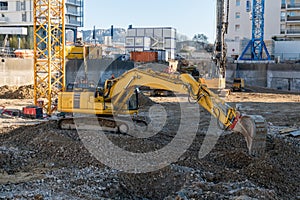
top-left (0, 85), bottom-right (34, 99)
top-left (0, 91), bottom-right (299, 199)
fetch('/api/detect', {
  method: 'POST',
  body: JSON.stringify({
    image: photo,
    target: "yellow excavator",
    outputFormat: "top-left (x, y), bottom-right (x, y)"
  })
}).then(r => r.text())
top-left (57, 68), bottom-right (267, 156)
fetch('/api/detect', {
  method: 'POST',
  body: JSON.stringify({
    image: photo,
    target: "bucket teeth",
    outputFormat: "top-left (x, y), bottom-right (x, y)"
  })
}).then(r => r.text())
top-left (248, 115), bottom-right (267, 157)
top-left (233, 115), bottom-right (267, 157)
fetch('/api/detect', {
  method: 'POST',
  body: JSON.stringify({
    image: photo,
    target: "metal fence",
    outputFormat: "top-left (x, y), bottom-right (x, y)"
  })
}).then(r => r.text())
top-left (273, 53), bottom-right (300, 62)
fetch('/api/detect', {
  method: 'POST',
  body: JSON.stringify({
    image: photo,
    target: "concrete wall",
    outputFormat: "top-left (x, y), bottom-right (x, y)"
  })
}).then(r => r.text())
top-left (1, 57), bottom-right (299, 93)
top-left (66, 58), bottom-right (135, 87)
top-left (0, 57), bottom-right (33, 86)
top-left (0, 57), bottom-right (135, 88)
top-left (227, 63), bottom-right (300, 92)
top-left (274, 41), bottom-right (300, 61)
top-left (267, 64), bottom-right (300, 92)
top-left (227, 63), bottom-right (268, 87)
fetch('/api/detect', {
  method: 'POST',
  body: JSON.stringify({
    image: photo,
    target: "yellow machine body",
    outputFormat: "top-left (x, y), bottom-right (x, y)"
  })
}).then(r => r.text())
top-left (232, 78), bottom-right (245, 91)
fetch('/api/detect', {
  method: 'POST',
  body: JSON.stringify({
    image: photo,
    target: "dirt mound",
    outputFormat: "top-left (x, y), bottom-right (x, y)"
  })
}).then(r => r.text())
top-left (0, 97), bottom-right (299, 199)
top-left (0, 119), bottom-right (299, 199)
top-left (0, 85), bottom-right (34, 99)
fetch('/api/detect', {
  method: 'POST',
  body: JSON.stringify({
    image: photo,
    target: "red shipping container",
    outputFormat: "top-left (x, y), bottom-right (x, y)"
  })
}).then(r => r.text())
top-left (23, 106), bottom-right (43, 119)
top-left (130, 52), bottom-right (158, 62)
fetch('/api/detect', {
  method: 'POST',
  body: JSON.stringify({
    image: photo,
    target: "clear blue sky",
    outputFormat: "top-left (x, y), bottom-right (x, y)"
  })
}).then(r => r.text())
top-left (83, 0), bottom-right (217, 42)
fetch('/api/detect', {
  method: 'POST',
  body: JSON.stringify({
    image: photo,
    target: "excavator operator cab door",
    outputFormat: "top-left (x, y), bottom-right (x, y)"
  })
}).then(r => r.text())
top-left (128, 89), bottom-right (139, 111)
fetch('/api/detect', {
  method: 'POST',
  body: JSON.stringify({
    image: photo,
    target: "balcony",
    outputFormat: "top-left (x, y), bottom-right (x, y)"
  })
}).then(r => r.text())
top-left (66, 10), bottom-right (81, 16)
top-left (0, 6), bottom-right (8, 11)
top-left (287, 3), bottom-right (300, 9)
top-left (66, 18), bottom-right (83, 27)
top-left (66, 0), bottom-right (83, 6)
top-left (286, 15), bottom-right (300, 22)
top-left (286, 29), bottom-right (300, 34)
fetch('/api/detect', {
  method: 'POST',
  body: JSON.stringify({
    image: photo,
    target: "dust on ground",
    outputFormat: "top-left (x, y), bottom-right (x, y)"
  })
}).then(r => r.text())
top-left (0, 87), bottom-right (299, 199)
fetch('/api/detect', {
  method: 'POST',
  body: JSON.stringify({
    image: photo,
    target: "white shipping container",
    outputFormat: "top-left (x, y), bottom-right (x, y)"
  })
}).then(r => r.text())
top-left (163, 29), bottom-right (171, 38)
top-left (126, 27), bottom-right (176, 59)
top-left (170, 28), bottom-right (176, 38)
top-left (166, 38), bottom-right (176, 49)
top-left (154, 28), bottom-right (163, 38)
top-left (135, 37), bottom-right (144, 46)
top-left (145, 28), bottom-right (154, 37)
top-left (125, 37), bottom-right (135, 46)
top-left (134, 48), bottom-right (144, 52)
top-left (127, 29), bottom-right (136, 37)
top-left (144, 37), bottom-right (151, 49)
top-left (137, 29), bottom-right (145, 36)
top-left (126, 48), bottom-right (135, 53)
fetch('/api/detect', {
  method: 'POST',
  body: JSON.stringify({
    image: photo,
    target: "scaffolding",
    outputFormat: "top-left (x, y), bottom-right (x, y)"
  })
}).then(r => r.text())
top-left (33, 0), bottom-right (65, 115)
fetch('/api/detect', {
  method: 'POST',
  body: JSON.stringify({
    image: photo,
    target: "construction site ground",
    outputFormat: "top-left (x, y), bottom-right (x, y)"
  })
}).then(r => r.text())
top-left (0, 85), bottom-right (299, 199)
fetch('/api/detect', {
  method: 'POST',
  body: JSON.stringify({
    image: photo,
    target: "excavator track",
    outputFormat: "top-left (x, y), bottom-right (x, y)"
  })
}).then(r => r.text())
top-left (234, 115), bottom-right (267, 157)
top-left (58, 116), bottom-right (147, 134)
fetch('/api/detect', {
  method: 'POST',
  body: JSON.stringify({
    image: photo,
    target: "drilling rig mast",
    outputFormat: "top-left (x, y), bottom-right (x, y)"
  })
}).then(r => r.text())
top-left (214, 0), bottom-right (229, 89)
top-left (33, 0), bottom-right (66, 115)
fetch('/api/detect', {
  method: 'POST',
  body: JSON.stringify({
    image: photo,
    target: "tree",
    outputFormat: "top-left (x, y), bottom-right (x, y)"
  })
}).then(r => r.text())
top-left (193, 33), bottom-right (208, 44)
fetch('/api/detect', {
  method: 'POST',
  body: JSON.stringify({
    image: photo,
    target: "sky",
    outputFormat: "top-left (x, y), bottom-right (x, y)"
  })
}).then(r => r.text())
top-left (83, 0), bottom-right (217, 43)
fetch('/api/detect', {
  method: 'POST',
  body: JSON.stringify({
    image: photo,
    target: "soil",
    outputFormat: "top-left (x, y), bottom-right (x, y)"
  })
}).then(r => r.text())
top-left (0, 87), bottom-right (299, 199)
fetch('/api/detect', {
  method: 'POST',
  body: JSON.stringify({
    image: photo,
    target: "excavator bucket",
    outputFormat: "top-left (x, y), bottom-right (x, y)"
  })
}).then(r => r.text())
top-left (232, 115), bottom-right (267, 157)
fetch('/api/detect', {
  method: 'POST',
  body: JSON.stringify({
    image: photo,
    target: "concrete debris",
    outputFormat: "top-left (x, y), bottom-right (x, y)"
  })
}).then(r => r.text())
top-left (0, 85), bottom-right (34, 99)
top-left (0, 87), bottom-right (299, 199)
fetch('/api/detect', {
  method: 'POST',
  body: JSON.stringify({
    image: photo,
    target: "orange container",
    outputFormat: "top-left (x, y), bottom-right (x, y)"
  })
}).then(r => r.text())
top-left (130, 51), bottom-right (158, 62)
top-left (14, 49), bottom-right (34, 58)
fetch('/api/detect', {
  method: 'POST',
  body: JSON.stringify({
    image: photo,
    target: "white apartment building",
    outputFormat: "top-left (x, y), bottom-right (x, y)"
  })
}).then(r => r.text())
top-left (226, 0), bottom-right (300, 60)
top-left (280, 0), bottom-right (300, 37)
top-left (0, 0), bottom-right (33, 30)
top-left (0, 0), bottom-right (83, 48)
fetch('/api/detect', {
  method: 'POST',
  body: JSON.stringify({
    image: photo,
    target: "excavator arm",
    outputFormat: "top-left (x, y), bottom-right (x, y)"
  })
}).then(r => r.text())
top-left (110, 69), bottom-right (234, 127)
top-left (107, 68), bottom-right (267, 156)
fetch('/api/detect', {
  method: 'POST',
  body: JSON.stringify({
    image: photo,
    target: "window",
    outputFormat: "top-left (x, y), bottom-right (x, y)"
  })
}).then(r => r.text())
top-left (135, 37), bottom-right (143, 46)
top-left (290, 0), bottom-right (295, 6)
top-left (287, 11), bottom-right (295, 17)
top-left (246, 0), bottom-right (251, 12)
top-left (281, 11), bottom-right (286, 21)
top-left (235, 24), bottom-right (240, 31)
top-left (235, 12), bottom-right (241, 19)
top-left (0, 1), bottom-right (8, 11)
top-left (22, 13), bottom-right (26, 22)
top-left (21, 1), bottom-right (25, 10)
top-left (126, 38), bottom-right (134, 46)
top-left (236, 0), bottom-right (241, 6)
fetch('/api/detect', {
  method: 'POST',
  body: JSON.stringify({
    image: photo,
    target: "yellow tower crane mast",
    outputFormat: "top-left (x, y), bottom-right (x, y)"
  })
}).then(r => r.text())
top-left (33, 0), bottom-right (65, 115)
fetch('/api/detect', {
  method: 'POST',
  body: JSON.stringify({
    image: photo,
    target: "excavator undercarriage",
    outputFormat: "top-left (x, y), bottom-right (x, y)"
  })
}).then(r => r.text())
top-left (58, 115), bottom-right (147, 134)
